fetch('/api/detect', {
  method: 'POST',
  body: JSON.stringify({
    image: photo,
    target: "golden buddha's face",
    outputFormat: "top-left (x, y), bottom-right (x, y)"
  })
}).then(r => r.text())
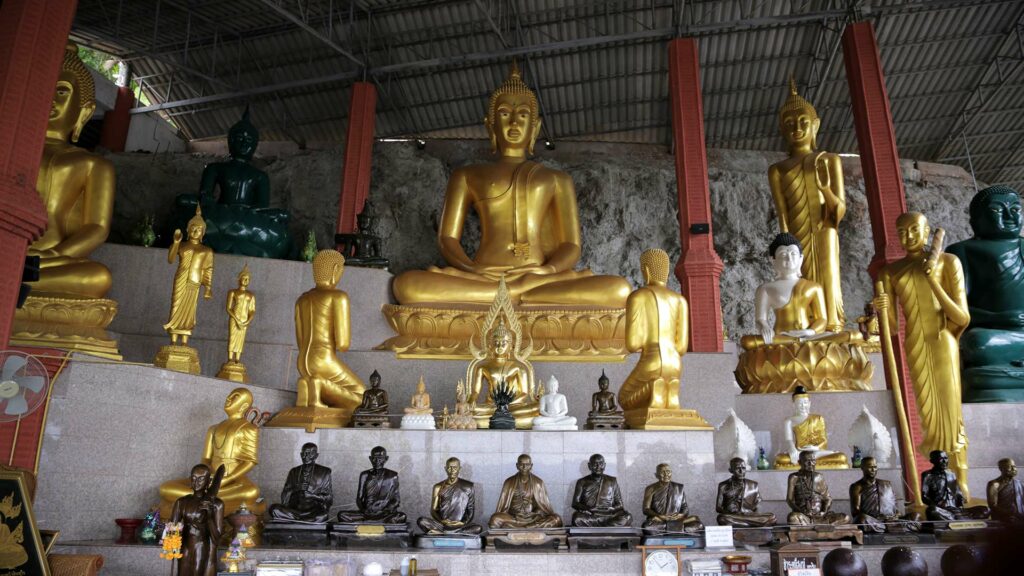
top-left (49, 70), bottom-right (92, 141)
top-left (780, 109), bottom-right (819, 148)
top-left (238, 272), bottom-right (251, 288)
top-left (489, 93), bottom-right (537, 155)
top-left (417, 379), bottom-right (426, 394)
top-left (897, 214), bottom-right (929, 253)
top-left (189, 222), bottom-right (206, 242)
top-left (490, 331), bottom-right (512, 357)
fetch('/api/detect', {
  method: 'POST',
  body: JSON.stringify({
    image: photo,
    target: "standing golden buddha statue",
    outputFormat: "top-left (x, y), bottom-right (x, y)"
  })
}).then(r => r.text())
top-left (154, 207), bottom-right (214, 374)
top-left (768, 77), bottom-right (846, 332)
top-left (217, 265), bottom-right (256, 383)
top-left (874, 212), bottom-right (972, 498)
top-left (620, 249), bottom-right (710, 430)
top-left (12, 43), bottom-right (120, 358)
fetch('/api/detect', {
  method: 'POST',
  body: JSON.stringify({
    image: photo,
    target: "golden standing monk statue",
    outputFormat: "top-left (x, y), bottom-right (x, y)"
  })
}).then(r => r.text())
top-left (159, 387), bottom-right (265, 523)
top-left (266, 250), bottom-right (365, 432)
top-left (217, 265), bottom-right (256, 383)
top-left (874, 212), bottom-right (972, 498)
top-left (769, 77), bottom-right (846, 332)
top-left (620, 249), bottom-right (709, 430)
top-left (12, 43), bottom-right (120, 358)
top-left (154, 207), bottom-right (214, 374)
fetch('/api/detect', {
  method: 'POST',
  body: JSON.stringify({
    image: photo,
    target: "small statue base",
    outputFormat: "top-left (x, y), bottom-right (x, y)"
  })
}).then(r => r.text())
top-left (487, 411), bottom-right (517, 430)
top-left (400, 414), bottom-right (436, 430)
top-left (733, 527), bottom-right (782, 546)
top-left (641, 534), bottom-right (705, 548)
top-left (352, 413), bottom-right (390, 428)
top-left (567, 527), bottom-right (642, 551)
top-left (624, 407), bottom-right (712, 430)
top-left (379, 303), bottom-right (627, 360)
top-left (415, 534), bottom-right (483, 550)
top-left (216, 360), bottom-right (250, 383)
top-left (264, 406), bottom-right (354, 433)
top-left (735, 341), bottom-right (873, 394)
top-left (785, 525), bottom-right (863, 545)
top-left (262, 521), bottom-right (329, 546)
top-left (153, 344), bottom-right (201, 374)
top-left (485, 528), bottom-right (568, 551)
top-left (12, 295), bottom-right (121, 360)
top-left (585, 414), bottom-right (625, 429)
top-left (532, 421), bottom-right (578, 431)
top-left (329, 523), bottom-right (411, 548)
top-left (963, 367), bottom-right (1024, 402)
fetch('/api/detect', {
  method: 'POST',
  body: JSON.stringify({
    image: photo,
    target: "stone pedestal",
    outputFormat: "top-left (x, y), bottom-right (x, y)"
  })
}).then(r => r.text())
top-left (264, 406), bottom-right (353, 433)
top-left (352, 413), bottom-right (390, 428)
top-left (216, 360), bottom-right (249, 383)
top-left (567, 527), bottom-right (642, 551)
top-left (585, 413), bottom-right (625, 430)
top-left (625, 407), bottom-right (712, 430)
top-left (12, 295), bottom-right (121, 360)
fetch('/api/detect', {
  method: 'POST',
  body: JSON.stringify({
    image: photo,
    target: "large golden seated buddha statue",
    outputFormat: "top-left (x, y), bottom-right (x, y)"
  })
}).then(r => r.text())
top-left (380, 63), bottom-right (631, 360)
top-left (12, 44), bottom-right (120, 359)
top-left (735, 234), bottom-right (871, 393)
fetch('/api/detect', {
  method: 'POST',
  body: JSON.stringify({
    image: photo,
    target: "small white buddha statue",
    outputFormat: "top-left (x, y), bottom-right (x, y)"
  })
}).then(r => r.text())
top-left (532, 376), bottom-right (577, 431)
top-left (774, 386), bottom-right (848, 469)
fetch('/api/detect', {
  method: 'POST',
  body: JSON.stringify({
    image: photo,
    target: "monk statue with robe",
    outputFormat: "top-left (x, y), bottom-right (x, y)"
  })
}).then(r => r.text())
top-left (947, 186), bottom-right (1024, 402)
top-left (337, 446), bottom-right (407, 525)
top-left (641, 463), bottom-right (704, 534)
top-left (268, 443), bottom-right (333, 524)
top-left (786, 451), bottom-right (851, 526)
top-left (716, 458), bottom-right (776, 527)
top-left (417, 457), bottom-right (483, 535)
top-left (159, 388), bottom-right (264, 521)
top-left (921, 450), bottom-right (989, 522)
top-left (490, 454), bottom-right (562, 529)
top-left (571, 454), bottom-right (633, 527)
top-left (769, 77), bottom-right (846, 332)
top-left (987, 458), bottom-right (1024, 524)
top-left (849, 457), bottom-right (920, 533)
top-left (875, 212), bottom-right (972, 497)
top-left (169, 464), bottom-right (224, 576)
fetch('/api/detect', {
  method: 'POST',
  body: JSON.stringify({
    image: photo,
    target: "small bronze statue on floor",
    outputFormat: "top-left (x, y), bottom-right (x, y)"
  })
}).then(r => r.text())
top-left (585, 371), bottom-right (625, 429)
top-left (336, 446), bottom-right (407, 524)
top-left (922, 450), bottom-right (989, 522)
top-left (417, 457), bottom-right (483, 535)
top-left (571, 454), bottom-right (632, 527)
top-left (268, 443), bottom-right (333, 523)
top-left (490, 454), bottom-right (562, 528)
top-left (787, 451), bottom-right (851, 526)
top-left (716, 457), bottom-right (776, 527)
top-left (849, 457), bottom-right (919, 532)
top-left (987, 458), bottom-right (1024, 524)
top-left (641, 463), bottom-right (704, 534)
top-left (170, 464), bottom-right (225, 576)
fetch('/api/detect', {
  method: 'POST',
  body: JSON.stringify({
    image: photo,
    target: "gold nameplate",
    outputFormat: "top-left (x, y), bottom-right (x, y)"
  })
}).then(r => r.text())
top-left (506, 531), bottom-right (547, 544)
top-left (948, 521), bottom-right (987, 531)
top-left (356, 525), bottom-right (387, 536)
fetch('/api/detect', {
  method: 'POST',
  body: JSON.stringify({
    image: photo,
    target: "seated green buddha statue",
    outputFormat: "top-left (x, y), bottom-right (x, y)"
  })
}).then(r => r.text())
top-left (173, 108), bottom-right (292, 259)
top-left (948, 186), bottom-right (1024, 402)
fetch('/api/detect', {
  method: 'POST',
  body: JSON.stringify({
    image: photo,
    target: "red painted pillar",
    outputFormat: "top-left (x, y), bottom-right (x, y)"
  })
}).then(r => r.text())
top-left (0, 0), bottom-right (78, 348)
top-left (335, 82), bottom-right (377, 237)
top-left (668, 38), bottom-right (724, 353)
top-left (843, 21), bottom-right (925, 485)
top-left (99, 85), bottom-right (134, 152)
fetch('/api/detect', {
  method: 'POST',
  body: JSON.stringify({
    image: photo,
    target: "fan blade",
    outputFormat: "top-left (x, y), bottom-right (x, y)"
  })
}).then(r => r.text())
top-left (17, 376), bottom-right (45, 394)
top-left (4, 393), bottom-right (27, 416)
top-left (1, 356), bottom-right (27, 382)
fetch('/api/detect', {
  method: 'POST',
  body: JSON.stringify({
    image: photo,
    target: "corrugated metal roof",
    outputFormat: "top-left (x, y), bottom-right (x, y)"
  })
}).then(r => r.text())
top-left (70, 0), bottom-right (1024, 184)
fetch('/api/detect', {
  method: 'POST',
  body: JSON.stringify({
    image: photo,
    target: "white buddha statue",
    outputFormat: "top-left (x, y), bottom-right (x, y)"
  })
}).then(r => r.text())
top-left (532, 376), bottom-right (577, 431)
top-left (774, 386), bottom-right (848, 469)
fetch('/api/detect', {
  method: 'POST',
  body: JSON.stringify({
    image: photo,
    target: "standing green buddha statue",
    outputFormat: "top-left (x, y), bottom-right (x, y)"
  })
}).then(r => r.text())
top-left (947, 185), bottom-right (1024, 402)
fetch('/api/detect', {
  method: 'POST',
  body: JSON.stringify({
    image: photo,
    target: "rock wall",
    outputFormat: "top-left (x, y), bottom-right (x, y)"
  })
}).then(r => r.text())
top-left (105, 141), bottom-right (977, 340)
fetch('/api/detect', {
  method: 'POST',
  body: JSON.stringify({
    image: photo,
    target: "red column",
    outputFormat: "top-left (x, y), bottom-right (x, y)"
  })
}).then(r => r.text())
top-left (99, 85), bottom-right (134, 152)
top-left (668, 38), bottom-right (724, 353)
top-left (335, 82), bottom-right (377, 237)
top-left (0, 0), bottom-right (78, 348)
top-left (843, 21), bottom-right (925, 485)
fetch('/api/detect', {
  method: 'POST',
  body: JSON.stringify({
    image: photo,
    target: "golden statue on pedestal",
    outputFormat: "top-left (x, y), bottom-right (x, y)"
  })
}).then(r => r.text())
top-left (466, 277), bottom-right (539, 429)
top-left (619, 249), bottom-right (710, 430)
top-left (380, 62), bottom-right (631, 359)
top-left (874, 212), bottom-right (972, 498)
top-left (12, 43), bottom-right (120, 359)
top-left (768, 77), bottom-right (846, 333)
top-left (217, 265), bottom-right (256, 383)
top-left (266, 250), bottom-right (365, 432)
top-left (154, 207), bottom-right (214, 374)
top-left (159, 387), bottom-right (265, 524)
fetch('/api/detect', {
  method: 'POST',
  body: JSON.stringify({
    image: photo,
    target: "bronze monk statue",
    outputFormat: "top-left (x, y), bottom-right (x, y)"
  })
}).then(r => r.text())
top-left (490, 454), bottom-right (562, 529)
top-left (716, 458), bottom-right (776, 527)
top-left (417, 457), bottom-right (483, 535)
top-left (786, 451), bottom-right (851, 526)
top-left (849, 457), bottom-right (919, 533)
top-left (922, 450), bottom-right (989, 522)
top-left (268, 443), bottom-right (333, 524)
top-left (641, 463), bottom-right (703, 534)
top-left (571, 454), bottom-right (632, 527)
top-left (987, 458), bottom-right (1024, 524)
top-left (336, 446), bottom-right (407, 525)
top-left (169, 464), bottom-right (225, 576)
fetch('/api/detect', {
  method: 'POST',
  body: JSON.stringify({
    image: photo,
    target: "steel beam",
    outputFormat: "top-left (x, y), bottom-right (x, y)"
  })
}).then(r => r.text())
top-left (256, 0), bottom-right (363, 67)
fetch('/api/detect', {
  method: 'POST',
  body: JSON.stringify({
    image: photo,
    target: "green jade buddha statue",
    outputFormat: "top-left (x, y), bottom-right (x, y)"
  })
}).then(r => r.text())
top-left (173, 107), bottom-right (292, 258)
top-left (947, 186), bottom-right (1024, 402)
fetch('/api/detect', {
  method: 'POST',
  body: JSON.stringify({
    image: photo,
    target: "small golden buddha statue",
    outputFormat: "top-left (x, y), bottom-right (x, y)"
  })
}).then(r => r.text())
top-left (404, 376), bottom-right (432, 415)
top-left (768, 76), bottom-right (846, 333)
top-left (449, 380), bottom-right (478, 430)
top-left (774, 387), bottom-right (849, 469)
top-left (217, 265), bottom-right (256, 383)
top-left (466, 278), bottom-right (539, 428)
top-left (12, 43), bottom-right (119, 358)
top-left (620, 249), bottom-right (709, 430)
top-left (265, 250), bottom-right (365, 432)
top-left (159, 387), bottom-right (265, 523)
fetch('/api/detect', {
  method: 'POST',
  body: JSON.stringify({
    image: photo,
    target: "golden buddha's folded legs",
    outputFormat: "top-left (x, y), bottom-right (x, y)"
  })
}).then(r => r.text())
top-left (34, 258), bottom-right (113, 298)
top-left (392, 268), bottom-right (631, 307)
top-left (519, 274), bottom-right (631, 307)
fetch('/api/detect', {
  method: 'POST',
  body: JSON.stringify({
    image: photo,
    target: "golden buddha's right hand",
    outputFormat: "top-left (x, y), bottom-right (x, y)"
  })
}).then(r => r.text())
top-left (173, 229), bottom-right (183, 244)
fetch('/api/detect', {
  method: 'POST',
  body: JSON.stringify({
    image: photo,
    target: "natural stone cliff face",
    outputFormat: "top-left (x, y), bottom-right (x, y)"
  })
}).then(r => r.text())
top-left (105, 141), bottom-right (977, 340)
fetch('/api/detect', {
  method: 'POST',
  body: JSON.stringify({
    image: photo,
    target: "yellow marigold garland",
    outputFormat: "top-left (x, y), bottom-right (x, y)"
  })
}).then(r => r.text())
top-left (159, 522), bottom-right (184, 560)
